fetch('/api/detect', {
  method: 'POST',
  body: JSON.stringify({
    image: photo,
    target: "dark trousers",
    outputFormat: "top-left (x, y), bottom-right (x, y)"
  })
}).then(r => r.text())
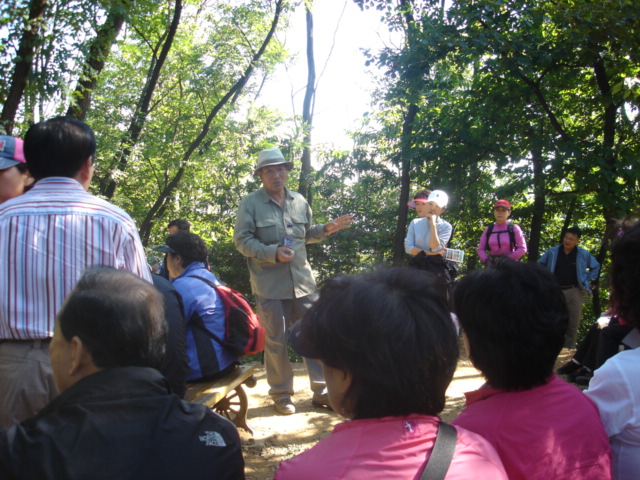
top-left (573, 317), bottom-right (632, 370)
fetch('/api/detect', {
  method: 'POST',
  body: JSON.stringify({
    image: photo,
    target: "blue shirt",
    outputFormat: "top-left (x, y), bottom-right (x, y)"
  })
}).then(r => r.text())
top-left (538, 245), bottom-right (600, 292)
top-left (404, 216), bottom-right (453, 255)
top-left (171, 263), bottom-right (240, 381)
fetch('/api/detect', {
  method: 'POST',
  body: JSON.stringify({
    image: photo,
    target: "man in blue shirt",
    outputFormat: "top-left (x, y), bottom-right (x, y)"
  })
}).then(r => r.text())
top-left (162, 232), bottom-right (240, 381)
top-left (538, 227), bottom-right (600, 348)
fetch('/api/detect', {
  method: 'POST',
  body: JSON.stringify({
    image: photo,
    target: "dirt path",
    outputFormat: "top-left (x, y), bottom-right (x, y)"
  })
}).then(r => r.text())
top-left (240, 349), bottom-right (574, 479)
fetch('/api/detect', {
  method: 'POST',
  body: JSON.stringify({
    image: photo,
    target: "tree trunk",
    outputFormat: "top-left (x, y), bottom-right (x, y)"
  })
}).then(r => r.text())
top-left (392, 0), bottom-right (420, 266)
top-left (137, 0), bottom-right (285, 244)
top-left (392, 103), bottom-right (419, 266)
top-left (99, 0), bottom-right (183, 199)
top-left (66, 1), bottom-right (128, 120)
top-left (559, 196), bottom-right (577, 243)
top-left (528, 140), bottom-right (545, 261)
top-left (0, 0), bottom-right (48, 134)
top-left (298, 3), bottom-right (315, 201)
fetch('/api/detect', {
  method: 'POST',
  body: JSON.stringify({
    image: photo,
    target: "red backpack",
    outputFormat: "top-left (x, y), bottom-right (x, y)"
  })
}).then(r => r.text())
top-left (188, 275), bottom-right (265, 356)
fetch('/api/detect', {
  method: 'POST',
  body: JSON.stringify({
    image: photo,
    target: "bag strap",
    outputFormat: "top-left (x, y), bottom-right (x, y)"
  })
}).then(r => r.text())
top-left (507, 223), bottom-right (516, 252)
top-left (187, 275), bottom-right (225, 346)
top-left (420, 422), bottom-right (457, 480)
top-left (484, 223), bottom-right (494, 252)
top-left (485, 223), bottom-right (517, 252)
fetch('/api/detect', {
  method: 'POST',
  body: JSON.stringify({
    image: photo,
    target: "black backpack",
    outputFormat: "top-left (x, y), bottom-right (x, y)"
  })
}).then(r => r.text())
top-left (485, 223), bottom-right (516, 252)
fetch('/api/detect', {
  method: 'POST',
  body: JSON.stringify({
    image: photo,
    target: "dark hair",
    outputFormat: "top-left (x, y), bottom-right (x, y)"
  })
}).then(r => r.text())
top-left (610, 221), bottom-right (640, 329)
top-left (413, 189), bottom-right (430, 200)
top-left (304, 267), bottom-right (458, 418)
top-left (167, 218), bottom-right (190, 232)
top-left (23, 116), bottom-right (96, 180)
top-left (165, 231), bottom-right (208, 267)
top-left (57, 267), bottom-right (167, 369)
top-left (453, 261), bottom-right (568, 390)
top-left (565, 227), bottom-right (582, 238)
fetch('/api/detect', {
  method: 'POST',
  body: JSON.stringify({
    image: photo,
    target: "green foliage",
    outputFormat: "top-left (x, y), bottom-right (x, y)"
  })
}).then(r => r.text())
top-left (2, 0), bottom-right (639, 307)
top-left (341, 0), bottom-right (640, 281)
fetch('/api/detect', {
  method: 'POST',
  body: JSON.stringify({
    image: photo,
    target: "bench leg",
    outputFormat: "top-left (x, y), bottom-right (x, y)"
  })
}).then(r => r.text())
top-left (214, 385), bottom-right (253, 435)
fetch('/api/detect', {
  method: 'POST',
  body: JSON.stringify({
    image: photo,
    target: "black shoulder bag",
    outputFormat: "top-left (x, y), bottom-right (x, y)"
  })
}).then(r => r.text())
top-left (420, 422), bottom-right (457, 480)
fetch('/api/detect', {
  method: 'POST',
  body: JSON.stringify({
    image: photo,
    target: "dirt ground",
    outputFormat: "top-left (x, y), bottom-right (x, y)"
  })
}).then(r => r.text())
top-left (240, 348), bottom-right (574, 479)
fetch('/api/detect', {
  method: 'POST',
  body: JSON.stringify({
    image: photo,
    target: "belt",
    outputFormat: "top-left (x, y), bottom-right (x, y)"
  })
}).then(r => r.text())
top-left (560, 285), bottom-right (578, 290)
top-left (0, 338), bottom-right (51, 347)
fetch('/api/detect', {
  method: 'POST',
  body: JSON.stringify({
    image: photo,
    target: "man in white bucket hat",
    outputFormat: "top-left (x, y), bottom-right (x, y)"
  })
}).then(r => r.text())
top-left (234, 148), bottom-right (353, 415)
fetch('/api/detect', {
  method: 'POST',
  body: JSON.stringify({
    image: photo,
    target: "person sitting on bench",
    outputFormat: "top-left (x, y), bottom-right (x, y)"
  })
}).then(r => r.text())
top-left (0, 267), bottom-right (244, 480)
top-left (275, 267), bottom-right (507, 479)
top-left (158, 231), bottom-right (241, 382)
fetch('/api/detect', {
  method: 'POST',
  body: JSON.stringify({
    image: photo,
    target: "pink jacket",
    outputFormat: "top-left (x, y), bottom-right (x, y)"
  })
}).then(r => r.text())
top-left (274, 414), bottom-right (507, 479)
top-left (453, 376), bottom-right (612, 480)
top-left (477, 221), bottom-right (527, 264)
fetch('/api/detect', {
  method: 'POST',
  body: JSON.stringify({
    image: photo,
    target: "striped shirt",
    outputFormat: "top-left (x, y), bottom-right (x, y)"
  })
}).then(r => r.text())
top-left (0, 177), bottom-right (152, 340)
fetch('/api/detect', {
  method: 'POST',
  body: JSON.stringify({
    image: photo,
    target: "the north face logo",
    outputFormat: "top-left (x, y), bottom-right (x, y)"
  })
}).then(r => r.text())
top-left (199, 431), bottom-right (226, 447)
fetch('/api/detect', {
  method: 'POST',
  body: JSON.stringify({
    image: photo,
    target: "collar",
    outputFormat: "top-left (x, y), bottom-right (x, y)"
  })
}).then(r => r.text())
top-left (29, 177), bottom-right (85, 192)
top-left (174, 262), bottom-right (208, 281)
top-left (258, 186), bottom-right (292, 203)
top-left (30, 367), bottom-right (170, 421)
top-left (464, 375), bottom-right (556, 406)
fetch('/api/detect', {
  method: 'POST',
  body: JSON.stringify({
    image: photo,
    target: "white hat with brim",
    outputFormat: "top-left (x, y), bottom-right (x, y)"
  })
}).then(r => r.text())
top-left (254, 148), bottom-right (294, 175)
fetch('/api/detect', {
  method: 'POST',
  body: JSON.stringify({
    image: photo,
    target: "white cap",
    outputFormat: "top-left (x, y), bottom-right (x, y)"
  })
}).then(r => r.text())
top-left (427, 190), bottom-right (449, 209)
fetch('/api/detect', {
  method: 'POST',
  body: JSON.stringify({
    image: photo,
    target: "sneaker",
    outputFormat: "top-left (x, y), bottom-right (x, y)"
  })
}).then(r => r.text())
top-left (311, 392), bottom-right (332, 410)
top-left (568, 367), bottom-right (592, 383)
top-left (575, 374), bottom-right (593, 386)
top-left (556, 360), bottom-right (581, 375)
top-left (274, 398), bottom-right (295, 415)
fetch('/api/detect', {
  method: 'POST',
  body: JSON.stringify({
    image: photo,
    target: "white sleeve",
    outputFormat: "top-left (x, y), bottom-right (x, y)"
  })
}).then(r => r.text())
top-left (584, 357), bottom-right (634, 437)
top-left (405, 220), bottom-right (416, 254)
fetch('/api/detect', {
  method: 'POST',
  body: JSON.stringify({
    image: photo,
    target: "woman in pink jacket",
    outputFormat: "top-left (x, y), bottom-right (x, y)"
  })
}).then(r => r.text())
top-left (477, 199), bottom-right (527, 266)
top-left (274, 268), bottom-right (507, 480)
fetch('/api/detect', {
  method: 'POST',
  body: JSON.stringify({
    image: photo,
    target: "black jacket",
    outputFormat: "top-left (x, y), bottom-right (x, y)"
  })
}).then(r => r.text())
top-left (0, 367), bottom-right (244, 480)
top-left (152, 273), bottom-right (190, 397)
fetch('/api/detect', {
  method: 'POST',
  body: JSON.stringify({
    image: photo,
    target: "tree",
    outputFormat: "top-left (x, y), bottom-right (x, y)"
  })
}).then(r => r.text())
top-left (132, 0), bottom-right (287, 243)
top-left (66, 0), bottom-right (130, 120)
top-left (0, 0), bottom-right (48, 134)
top-left (98, 0), bottom-right (183, 199)
top-left (297, 0), bottom-right (316, 200)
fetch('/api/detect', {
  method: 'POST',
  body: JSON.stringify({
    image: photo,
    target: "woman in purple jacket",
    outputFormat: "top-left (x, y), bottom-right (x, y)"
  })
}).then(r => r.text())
top-left (477, 199), bottom-right (527, 266)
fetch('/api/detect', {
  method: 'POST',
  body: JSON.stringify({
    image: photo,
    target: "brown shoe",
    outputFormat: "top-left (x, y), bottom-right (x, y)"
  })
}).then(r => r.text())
top-left (311, 392), bottom-right (332, 410)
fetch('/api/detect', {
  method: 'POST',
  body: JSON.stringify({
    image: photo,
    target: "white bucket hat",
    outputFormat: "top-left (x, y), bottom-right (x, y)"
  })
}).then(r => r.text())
top-left (254, 148), bottom-right (294, 175)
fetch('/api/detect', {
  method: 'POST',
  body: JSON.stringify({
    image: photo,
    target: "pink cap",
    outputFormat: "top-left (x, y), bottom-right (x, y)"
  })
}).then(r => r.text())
top-left (0, 136), bottom-right (25, 169)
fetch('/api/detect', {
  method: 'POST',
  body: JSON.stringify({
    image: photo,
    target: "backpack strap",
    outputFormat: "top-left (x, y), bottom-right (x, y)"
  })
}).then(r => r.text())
top-left (507, 223), bottom-right (516, 252)
top-left (420, 422), bottom-right (457, 480)
top-left (485, 223), bottom-right (517, 252)
top-left (484, 223), bottom-right (494, 252)
top-left (187, 275), bottom-right (225, 346)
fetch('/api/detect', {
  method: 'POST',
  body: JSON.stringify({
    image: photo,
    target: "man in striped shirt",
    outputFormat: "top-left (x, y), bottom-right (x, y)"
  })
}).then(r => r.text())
top-left (0, 116), bottom-right (151, 428)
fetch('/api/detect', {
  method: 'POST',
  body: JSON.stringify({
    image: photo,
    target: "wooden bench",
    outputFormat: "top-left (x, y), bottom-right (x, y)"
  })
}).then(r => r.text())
top-left (184, 364), bottom-right (257, 435)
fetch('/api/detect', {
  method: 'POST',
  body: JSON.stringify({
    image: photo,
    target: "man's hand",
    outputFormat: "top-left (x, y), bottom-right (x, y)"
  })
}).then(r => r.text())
top-left (324, 214), bottom-right (354, 234)
top-left (276, 246), bottom-right (295, 263)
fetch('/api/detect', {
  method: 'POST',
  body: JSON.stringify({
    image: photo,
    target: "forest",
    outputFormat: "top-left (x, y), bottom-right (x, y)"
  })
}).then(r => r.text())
top-left (2, 0), bottom-right (639, 322)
